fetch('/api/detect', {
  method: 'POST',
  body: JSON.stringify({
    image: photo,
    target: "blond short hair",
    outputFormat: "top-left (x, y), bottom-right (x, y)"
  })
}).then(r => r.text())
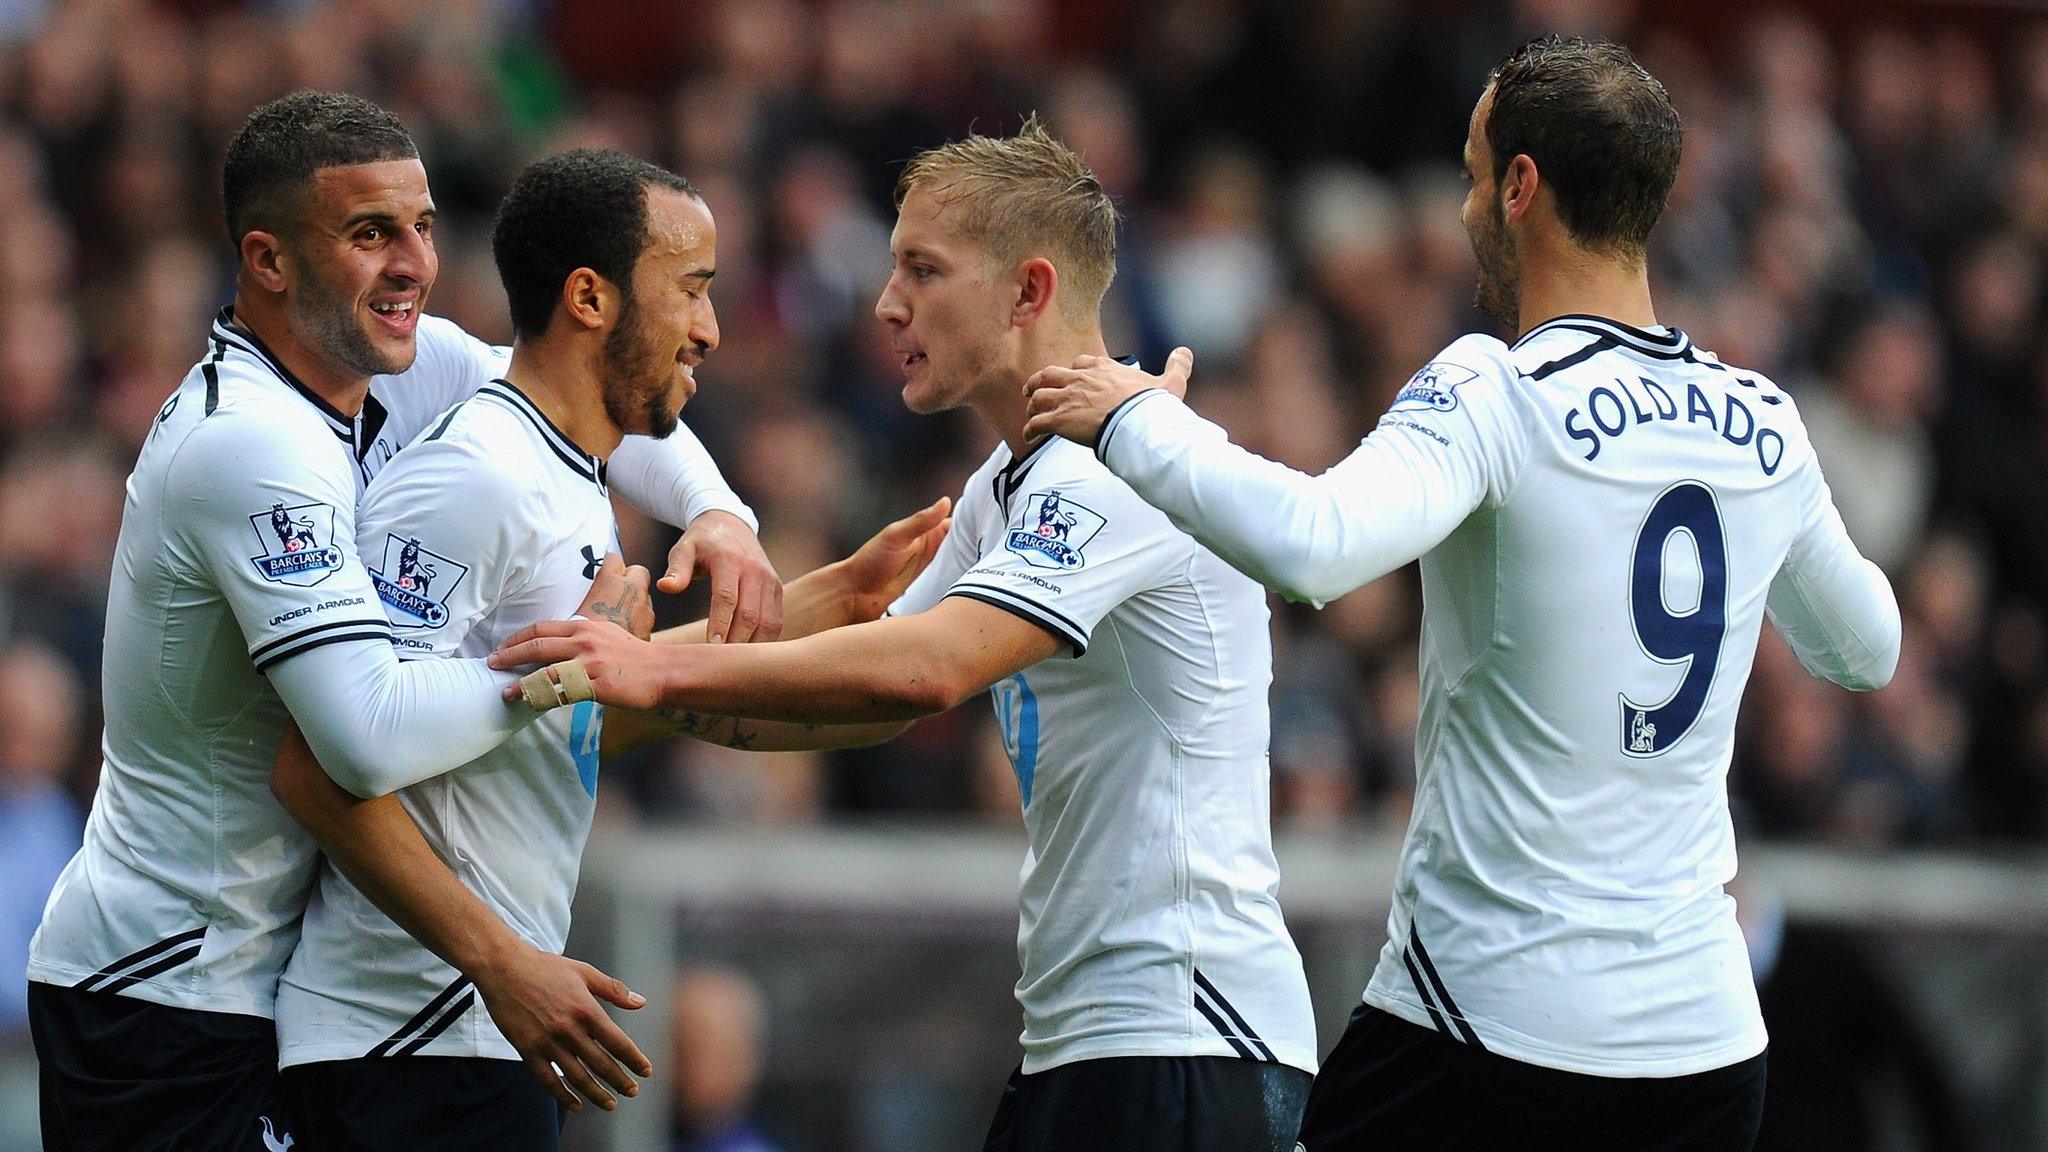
top-left (895, 114), bottom-right (1118, 312)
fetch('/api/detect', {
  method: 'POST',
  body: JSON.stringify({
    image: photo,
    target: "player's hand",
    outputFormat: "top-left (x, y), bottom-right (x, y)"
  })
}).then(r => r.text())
top-left (472, 940), bottom-right (651, 1113)
top-left (491, 617), bottom-right (671, 712)
top-left (660, 510), bottom-right (783, 644)
top-left (839, 497), bottom-right (951, 622)
top-left (1022, 347), bottom-right (1193, 447)
top-left (576, 552), bottom-right (655, 640)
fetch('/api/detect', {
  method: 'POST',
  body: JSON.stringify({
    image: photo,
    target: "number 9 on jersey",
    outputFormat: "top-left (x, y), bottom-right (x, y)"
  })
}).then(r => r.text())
top-left (1621, 481), bottom-right (1727, 757)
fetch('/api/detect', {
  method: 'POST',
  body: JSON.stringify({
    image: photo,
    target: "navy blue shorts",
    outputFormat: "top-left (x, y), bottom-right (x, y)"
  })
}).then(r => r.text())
top-left (28, 980), bottom-right (292, 1152)
top-left (1296, 1006), bottom-right (1767, 1152)
top-left (982, 1055), bottom-right (1312, 1152)
top-left (282, 1055), bottom-right (564, 1152)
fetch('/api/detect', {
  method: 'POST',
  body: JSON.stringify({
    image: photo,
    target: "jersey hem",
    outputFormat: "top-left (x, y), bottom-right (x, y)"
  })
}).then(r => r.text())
top-left (278, 1038), bottom-right (520, 1070)
top-left (1020, 1035), bottom-right (1317, 1077)
top-left (1361, 986), bottom-right (1768, 1078)
top-left (27, 964), bottom-right (275, 1020)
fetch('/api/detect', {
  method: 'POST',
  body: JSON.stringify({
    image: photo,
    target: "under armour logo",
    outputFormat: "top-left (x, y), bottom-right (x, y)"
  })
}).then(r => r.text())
top-left (260, 1116), bottom-right (294, 1152)
top-left (582, 545), bottom-right (602, 579)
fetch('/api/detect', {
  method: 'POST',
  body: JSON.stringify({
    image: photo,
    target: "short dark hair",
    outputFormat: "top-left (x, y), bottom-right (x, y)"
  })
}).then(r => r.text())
top-left (221, 91), bottom-right (419, 246)
top-left (491, 149), bottom-right (702, 340)
top-left (1484, 36), bottom-right (1682, 258)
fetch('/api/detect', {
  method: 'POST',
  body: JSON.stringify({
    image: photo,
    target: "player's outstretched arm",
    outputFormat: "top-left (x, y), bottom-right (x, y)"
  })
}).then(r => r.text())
top-left (1028, 349), bottom-right (1510, 607)
top-left (601, 499), bottom-right (952, 758)
top-left (651, 498), bottom-right (951, 647)
top-left (601, 707), bottom-right (908, 757)
top-left (495, 596), bottom-right (1061, 722)
top-left (269, 724), bottom-right (651, 1115)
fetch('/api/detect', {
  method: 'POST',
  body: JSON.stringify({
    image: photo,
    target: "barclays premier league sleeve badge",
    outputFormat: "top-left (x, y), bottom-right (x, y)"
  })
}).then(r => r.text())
top-left (1390, 362), bottom-right (1478, 413)
top-left (1006, 489), bottom-right (1107, 571)
top-left (368, 534), bottom-right (469, 628)
top-left (247, 501), bottom-right (344, 586)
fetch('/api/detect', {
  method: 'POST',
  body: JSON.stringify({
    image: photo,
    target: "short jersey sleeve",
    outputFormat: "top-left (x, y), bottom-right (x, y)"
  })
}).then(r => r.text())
top-left (887, 508), bottom-right (983, 619)
top-left (885, 455), bottom-right (1004, 619)
top-left (944, 446), bottom-right (1192, 656)
top-left (354, 431), bottom-right (536, 660)
top-left (165, 407), bottom-right (396, 672)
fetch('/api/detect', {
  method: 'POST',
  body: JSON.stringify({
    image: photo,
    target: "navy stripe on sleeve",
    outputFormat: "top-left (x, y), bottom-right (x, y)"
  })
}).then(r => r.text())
top-left (947, 585), bottom-right (1090, 656)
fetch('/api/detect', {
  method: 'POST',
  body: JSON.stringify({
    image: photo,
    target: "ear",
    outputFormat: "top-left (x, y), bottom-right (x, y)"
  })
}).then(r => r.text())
top-left (1012, 256), bottom-right (1058, 328)
top-left (561, 268), bottom-right (616, 332)
top-left (241, 231), bottom-right (290, 295)
top-left (1501, 154), bottom-right (1540, 227)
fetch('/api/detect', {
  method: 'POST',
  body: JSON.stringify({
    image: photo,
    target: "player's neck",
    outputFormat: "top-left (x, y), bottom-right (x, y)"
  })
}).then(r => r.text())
top-left (977, 323), bottom-right (1111, 458)
top-left (503, 340), bottom-right (623, 459)
top-left (1514, 248), bottom-right (1657, 338)
top-left (229, 291), bottom-right (372, 418)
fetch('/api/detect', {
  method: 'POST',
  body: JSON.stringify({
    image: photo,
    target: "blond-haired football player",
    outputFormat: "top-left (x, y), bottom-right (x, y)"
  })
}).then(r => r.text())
top-left (491, 118), bottom-right (1318, 1152)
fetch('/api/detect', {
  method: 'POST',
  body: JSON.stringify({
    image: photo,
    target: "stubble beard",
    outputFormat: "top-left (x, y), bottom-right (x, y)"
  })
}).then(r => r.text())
top-left (909, 332), bottom-right (1000, 417)
top-left (296, 263), bottom-right (411, 379)
top-left (602, 294), bottom-right (680, 440)
top-left (1471, 199), bottom-right (1521, 332)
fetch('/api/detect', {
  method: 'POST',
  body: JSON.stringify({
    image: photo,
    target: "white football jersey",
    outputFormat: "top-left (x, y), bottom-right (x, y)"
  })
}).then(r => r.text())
top-left (276, 379), bottom-right (615, 1066)
top-left (889, 437), bottom-right (1316, 1076)
top-left (1100, 314), bottom-right (1899, 1077)
top-left (30, 310), bottom-right (747, 1020)
top-left (27, 310), bottom-right (506, 1017)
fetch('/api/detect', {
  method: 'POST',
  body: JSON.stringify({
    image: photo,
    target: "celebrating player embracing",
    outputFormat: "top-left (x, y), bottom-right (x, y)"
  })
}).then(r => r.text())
top-left (1023, 36), bottom-right (1900, 1152)
top-left (26, 94), bottom-right (775, 1152)
top-left (491, 119), bottom-right (1319, 1152)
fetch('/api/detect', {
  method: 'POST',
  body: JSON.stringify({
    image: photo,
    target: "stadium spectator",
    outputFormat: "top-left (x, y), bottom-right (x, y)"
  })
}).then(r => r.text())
top-left (1804, 303), bottom-right (1943, 573)
top-left (0, 641), bottom-right (85, 1031)
top-left (668, 967), bottom-right (785, 1152)
top-left (6, 1), bottom-right (2048, 1143)
top-left (5, 0), bottom-right (2039, 848)
top-left (0, 642), bottom-right (86, 1152)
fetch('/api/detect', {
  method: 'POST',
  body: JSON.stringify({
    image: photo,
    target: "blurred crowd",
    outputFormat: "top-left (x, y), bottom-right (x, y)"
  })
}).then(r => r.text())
top-left (4, 0), bottom-right (2048, 1046)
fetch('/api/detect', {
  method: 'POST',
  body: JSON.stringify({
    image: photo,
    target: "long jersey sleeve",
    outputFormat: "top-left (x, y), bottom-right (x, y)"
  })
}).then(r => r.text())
top-left (608, 422), bottom-right (758, 532)
top-left (167, 401), bottom-right (534, 798)
top-left (1096, 335), bottom-right (1531, 607)
top-left (1097, 319), bottom-right (1902, 1077)
top-left (263, 641), bottom-right (528, 798)
top-left (1765, 466), bottom-right (1901, 690)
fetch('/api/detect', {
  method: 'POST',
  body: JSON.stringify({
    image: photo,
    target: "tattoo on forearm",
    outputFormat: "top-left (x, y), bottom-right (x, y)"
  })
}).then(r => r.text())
top-left (653, 707), bottom-right (764, 750)
top-left (655, 707), bottom-right (712, 735)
